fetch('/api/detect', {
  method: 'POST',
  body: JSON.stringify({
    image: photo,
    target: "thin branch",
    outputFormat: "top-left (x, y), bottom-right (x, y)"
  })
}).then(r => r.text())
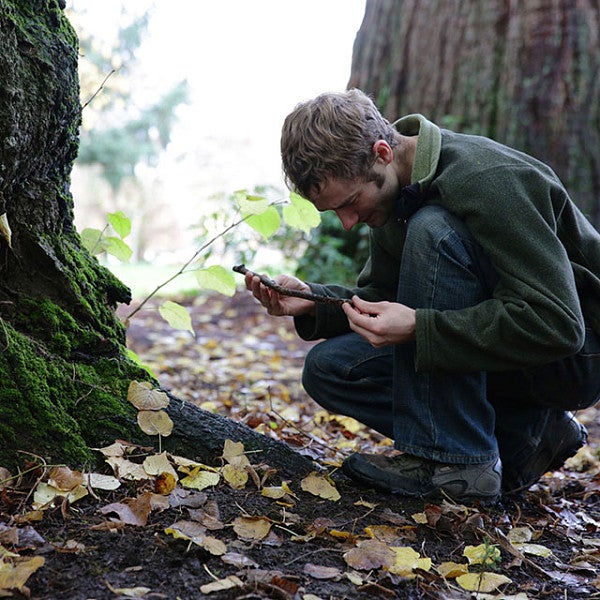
top-left (233, 264), bottom-right (352, 306)
top-left (81, 69), bottom-right (117, 112)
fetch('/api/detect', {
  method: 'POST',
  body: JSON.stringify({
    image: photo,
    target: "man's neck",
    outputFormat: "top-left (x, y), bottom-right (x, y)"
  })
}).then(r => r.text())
top-left (394, 134), bottom-right (418, 187)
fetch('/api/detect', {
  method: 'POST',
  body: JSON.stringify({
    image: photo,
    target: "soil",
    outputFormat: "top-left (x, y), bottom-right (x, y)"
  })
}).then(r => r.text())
top-left (3, 292), bottom-right (600, 600)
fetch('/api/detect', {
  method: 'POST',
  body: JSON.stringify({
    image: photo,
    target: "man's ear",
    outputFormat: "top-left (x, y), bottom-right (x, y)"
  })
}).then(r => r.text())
top-left (372, 140), bottom-right (393, 164)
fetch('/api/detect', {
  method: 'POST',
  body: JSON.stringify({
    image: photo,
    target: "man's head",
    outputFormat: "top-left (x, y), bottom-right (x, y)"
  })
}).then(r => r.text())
top-left (280, 89), bottom-right (398, 201)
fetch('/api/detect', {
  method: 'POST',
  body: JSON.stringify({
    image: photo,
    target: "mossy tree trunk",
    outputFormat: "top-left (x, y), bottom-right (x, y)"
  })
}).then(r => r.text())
top-left (349, 0), bottom-right (600, 229)
top-left (0, 0), bottom-right (313, 478)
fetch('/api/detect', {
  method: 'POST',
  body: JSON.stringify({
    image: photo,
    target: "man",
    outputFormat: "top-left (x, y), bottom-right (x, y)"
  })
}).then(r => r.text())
top-left (244, 89), bottom-right (600, 503)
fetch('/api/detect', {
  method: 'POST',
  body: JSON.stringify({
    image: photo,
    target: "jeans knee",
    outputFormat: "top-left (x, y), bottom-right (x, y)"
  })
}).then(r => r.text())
top-left (302, 342), bottom-right (328, 397)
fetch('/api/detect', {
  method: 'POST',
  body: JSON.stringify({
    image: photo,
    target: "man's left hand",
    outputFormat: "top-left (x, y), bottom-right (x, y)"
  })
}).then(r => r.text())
top-left (342, 296), bottom-right (416, 347)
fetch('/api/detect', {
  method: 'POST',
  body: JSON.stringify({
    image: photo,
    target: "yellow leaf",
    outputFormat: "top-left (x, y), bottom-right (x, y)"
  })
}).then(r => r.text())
top-left (506, 526), bottom-right (532, 543)
top-left (0, 555), bottom-right (44, 591)
top-left (221, 464), bottom-right (248, 490)
top-left (300, 472), bottom-right (340, 501)
top-left (261, 485), bottom-right (287, 500)
top-left (463, 543), bottom-right (501, 566)
top-left (33, 482), bottom-right (88, 509)
top-left (222, 439), bottom-right (250, 467)
top-left (128, 381), bottom-right (169, 410)
top-left (511, 543), bottom-right (553, 558)
top-left (200, 575), bottom-right (244, 594)
top-left (137, 410), bottom-right (174, 436)
top-left (106, 457), bottom-right (149, 481)
top-left (456, 572), bottom-right (512, 593)
top-left (143, 452), bottom-right (178, 478)
top-left (154, 472), bottom-right (178, 495)
top-left (437, 561), bottom-right (469, 579)
top-left (411, 512), bottom-right (428, 524)
top-left (232, 516), bottom-right (272, 540)
top-left (387, 546), bottom-right (432, 578)
top-left (180, 469), bottom-right (220, 491)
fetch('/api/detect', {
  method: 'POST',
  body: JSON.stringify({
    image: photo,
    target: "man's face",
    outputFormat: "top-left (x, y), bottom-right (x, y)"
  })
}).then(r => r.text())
top-left (312, 162), bottom-right (400, 230)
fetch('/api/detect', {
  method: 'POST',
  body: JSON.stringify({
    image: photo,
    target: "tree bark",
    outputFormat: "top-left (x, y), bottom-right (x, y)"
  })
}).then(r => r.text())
top-left (349, 0), bottom-right (600, 229)
top-left (0, 0), bottom-right (313, 477)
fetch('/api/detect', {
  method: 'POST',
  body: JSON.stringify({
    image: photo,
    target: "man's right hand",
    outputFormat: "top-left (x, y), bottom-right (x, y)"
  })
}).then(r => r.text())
top-left (244, 272), bottom-right (315, 317)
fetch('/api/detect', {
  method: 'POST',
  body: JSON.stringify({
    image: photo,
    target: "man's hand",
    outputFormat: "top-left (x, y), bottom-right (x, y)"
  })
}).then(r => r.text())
top-left (342, 296), bottom-right (416, 347)
top-left (244, 272), bottom-right (315, 317)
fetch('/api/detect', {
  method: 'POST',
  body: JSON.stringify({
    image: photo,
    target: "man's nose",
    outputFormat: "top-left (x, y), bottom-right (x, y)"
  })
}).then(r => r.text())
top-left (336, 210), bottom-right (358, 231)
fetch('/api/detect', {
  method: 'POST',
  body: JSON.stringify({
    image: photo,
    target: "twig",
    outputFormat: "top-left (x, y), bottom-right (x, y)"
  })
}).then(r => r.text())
top-left (233, 264), bottom-right (352, 306)
top-left (81, 69), bottom-right (117, 112)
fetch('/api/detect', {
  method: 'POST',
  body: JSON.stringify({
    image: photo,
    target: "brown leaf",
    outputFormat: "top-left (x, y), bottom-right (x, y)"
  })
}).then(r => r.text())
top-left (99, 492), bottom-right (153, 526)
top-left (343, 539), bottom-right (396, 571)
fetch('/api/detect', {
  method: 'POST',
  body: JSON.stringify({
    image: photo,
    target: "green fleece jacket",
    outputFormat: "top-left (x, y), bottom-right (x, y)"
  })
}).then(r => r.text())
top-left (295, 115), bottom-right (600, 373)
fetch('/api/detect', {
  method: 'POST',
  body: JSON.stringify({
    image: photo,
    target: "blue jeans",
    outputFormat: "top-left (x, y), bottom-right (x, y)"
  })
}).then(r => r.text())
top-left (302, 206), bottom-right (600, 467)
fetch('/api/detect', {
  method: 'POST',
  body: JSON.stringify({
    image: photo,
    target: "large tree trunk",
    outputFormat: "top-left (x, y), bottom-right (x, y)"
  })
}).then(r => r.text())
top-left (0, 0), bottom-right (312, 478)
top-left (349, 0), bottom-right (600, 229)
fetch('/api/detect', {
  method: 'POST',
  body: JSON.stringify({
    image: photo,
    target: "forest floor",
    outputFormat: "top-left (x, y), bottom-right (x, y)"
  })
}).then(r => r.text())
top-left (2, 291), bottom-right (599, 600)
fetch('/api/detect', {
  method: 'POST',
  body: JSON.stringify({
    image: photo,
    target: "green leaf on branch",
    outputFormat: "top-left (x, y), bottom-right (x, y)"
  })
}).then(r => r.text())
top-left (235, 190), bottom-right (269, 216)
top-left (245, 206), bottom-right (281, 239)
top-left (196, 265), bottom-right (236, 296)
top-left (282, 192), bottom-right (320, 233)
top-left (80, 228), bottom-right (106, 255)
top-left (104, 236), bottom-right (133, 261)
top-left (107, 210), bottom-right (132, 239)
top-left (159, 300), bottom-right (194, 333)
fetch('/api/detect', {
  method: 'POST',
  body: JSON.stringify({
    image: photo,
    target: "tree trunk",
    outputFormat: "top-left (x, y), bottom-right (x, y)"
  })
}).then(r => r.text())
top-left (348, 0), bottom-right (600, 229)
top-left (0, 0), bottom-right (312, 478)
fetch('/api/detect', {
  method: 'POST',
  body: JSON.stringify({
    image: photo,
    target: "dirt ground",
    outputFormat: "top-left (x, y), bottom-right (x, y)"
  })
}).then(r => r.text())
top-left (3, 292), bottom-right (599, 600)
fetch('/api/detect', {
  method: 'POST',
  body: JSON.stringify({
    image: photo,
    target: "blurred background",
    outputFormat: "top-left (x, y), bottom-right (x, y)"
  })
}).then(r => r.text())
top-left (67, 0), bottom-right (367, 296)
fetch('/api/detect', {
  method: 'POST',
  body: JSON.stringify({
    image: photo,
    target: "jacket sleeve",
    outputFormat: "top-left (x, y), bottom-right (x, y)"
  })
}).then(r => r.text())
top-left (294, 227), bottom-right (402, 340)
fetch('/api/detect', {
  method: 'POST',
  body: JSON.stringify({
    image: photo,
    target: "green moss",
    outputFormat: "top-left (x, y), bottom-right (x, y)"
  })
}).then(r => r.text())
top-left (0, 317), bottom-right (152, 471)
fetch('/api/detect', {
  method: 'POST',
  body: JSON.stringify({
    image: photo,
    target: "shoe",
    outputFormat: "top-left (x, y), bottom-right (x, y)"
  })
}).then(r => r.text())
top-left (342, 452), bottom-right (502, 504)
top-left (503, 411), bottom-right (588, 494)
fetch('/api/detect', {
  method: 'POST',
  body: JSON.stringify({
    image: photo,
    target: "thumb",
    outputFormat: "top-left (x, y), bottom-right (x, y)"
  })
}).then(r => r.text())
top-left (351, 295), bottom-right (381, 315)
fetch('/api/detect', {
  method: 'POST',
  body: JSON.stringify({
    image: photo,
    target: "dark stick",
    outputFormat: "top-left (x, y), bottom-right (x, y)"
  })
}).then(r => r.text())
top-left (233, 264), bottom-right (352, 306)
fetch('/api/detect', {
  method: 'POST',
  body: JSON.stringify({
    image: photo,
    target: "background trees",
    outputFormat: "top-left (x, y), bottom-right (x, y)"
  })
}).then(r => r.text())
top-left (348, 0), bottom-right (600, 228)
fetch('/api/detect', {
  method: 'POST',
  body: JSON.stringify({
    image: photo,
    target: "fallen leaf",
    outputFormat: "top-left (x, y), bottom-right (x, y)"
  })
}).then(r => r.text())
top-left (456, 571), bottom-right (512, 593)
top-left (221, 552), bottom-right (259, 568)
top-left (437, 561), bottom-right (469, 578)
top-left (0, 554), bottom-right (44, 592)
top-left (300, 472), bottom-right (340, 501)
top-left (155, 472), bottom-right (177, 495)
top-left (303, 563), bottom-right (342, 580)
top-left (232, 516), bottom-right (272, 540)
top-left (222, 439), bottom-right (250, 467)
top-left (99, 492), bottom-right (153, 526)
top-left (463, 543), bottom-right (501, 566)
top-left (165, 520), bottom-right (227, 555)
top-left (84, 473), bottom-right (121, 490)
top-left (127, 380), bottom-right (169, 410)
top-left (180, 468), bottom-right (220, 491)
top-left (105, 457), bottom-right (149, 481)
top-left (506, 526), bottom-right (532, 543)
top-left (199, 575), bottom-right (243, 594)
top-left (48, 466), bottom-right (84, 491)
top-left (221, 464), bottom-right (248, 490)
top-left (343, 539), bottom-right (396, 571)
top-left (387, 546), bottom-right (432, 578)
top-left (511, 543), bottom-right (553, 557)
top-left (32, 482), bottom-right (88, 509)
top-left (143, 452), bottom-right (178, 478)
